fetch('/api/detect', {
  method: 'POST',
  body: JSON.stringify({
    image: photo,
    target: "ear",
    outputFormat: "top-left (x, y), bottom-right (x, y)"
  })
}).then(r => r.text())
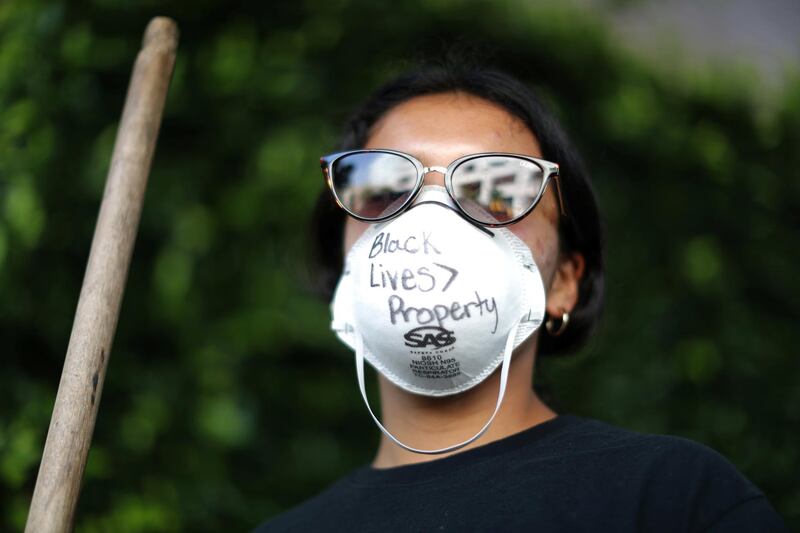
top-left (546, 251), bottom-right (585, 316)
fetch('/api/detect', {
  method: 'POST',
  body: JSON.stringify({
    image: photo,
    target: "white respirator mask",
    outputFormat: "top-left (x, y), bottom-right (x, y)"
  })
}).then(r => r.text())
top-left (331, 186), bottom-right (546, 454)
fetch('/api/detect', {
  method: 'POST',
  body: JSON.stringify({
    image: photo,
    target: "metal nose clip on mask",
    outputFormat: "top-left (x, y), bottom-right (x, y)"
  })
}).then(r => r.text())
top-left (330, 186), bottom-right (546, 454)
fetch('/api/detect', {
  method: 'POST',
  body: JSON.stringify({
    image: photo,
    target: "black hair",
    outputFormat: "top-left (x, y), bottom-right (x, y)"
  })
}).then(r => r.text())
top-left (309, 62), bottom-right (605, 356)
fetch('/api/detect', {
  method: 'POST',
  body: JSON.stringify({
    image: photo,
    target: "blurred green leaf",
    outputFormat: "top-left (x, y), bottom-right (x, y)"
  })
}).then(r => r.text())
top-left (3, 179), bottom-right (45, 247)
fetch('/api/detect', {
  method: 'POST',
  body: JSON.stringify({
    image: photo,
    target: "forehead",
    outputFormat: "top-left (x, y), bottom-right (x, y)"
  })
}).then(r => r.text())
top-left (364, 92), bottom-right (543, 165)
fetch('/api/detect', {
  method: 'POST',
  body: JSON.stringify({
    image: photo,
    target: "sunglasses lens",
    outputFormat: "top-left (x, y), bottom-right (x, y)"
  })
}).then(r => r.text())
top-left (451, 156), bottom-right (545, 224)
top-left (330, 152), bottom-right (418, 220)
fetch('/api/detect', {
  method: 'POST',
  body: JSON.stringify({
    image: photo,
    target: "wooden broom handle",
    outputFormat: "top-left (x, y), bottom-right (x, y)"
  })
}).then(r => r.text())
top-left (25, 17), bottom-right (178, 533)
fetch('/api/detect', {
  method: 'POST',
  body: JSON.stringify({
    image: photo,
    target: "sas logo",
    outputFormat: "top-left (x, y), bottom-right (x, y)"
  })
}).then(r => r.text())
top-left (403, 326), bottom-right (456, 349)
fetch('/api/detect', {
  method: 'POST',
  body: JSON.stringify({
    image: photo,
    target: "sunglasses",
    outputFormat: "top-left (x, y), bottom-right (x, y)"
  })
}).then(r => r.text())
top-left (320, 149), bottom-right (565, 227)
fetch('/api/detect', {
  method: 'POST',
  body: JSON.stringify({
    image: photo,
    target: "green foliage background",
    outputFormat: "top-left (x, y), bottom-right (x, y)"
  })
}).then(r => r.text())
top-left (1, 0), bottom-right (798, 530)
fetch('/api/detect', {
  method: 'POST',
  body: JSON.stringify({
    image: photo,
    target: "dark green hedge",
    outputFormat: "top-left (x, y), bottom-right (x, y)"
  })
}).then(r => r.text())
top-left (1, 0), bottom-right (798, 530)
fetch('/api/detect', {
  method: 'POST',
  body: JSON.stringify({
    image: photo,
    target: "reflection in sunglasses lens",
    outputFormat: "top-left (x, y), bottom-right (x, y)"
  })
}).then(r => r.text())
top-left (332, 153), bottom-right (417, 219)
top-left (451, 156), bottom-right (544, 224)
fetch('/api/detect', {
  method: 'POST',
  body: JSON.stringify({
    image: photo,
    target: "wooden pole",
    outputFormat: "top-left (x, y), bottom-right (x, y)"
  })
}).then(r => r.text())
top-left (25, 17), bottom-right (178, 533)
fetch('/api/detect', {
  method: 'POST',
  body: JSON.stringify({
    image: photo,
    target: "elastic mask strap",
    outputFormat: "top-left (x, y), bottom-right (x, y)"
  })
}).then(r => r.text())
top-left (354, 320), bottom-right (521, 455)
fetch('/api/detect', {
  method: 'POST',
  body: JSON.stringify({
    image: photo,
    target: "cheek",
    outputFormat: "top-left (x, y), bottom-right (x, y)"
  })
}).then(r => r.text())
top-left (508, 190), bottom-right (561, 282)
top-left (343, 219), bottom-right (370, 255)
top-left (509, 217), bottom-right (560, 283)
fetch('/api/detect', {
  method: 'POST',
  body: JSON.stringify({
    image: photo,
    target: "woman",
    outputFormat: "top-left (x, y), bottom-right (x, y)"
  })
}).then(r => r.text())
top-left (255, 64), bottom-right (786, 532)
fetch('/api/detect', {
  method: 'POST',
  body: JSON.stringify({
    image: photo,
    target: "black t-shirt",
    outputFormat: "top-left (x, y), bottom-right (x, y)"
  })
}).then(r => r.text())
top-left (255, 415), bottom-right (786, 532)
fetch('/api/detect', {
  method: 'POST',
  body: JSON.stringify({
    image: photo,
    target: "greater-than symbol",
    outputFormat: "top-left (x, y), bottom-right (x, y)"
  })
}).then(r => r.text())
top-left (433, 263), bottom-right (458, 292)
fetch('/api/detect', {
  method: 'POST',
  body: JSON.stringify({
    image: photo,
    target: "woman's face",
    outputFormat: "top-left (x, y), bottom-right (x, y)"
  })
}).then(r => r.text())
top-left (343, 92), bottom-right (583, 318)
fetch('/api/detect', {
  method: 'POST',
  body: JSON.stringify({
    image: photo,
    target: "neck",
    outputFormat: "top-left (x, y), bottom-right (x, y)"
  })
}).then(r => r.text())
top-left (371, 337), bottom-right (556, 469)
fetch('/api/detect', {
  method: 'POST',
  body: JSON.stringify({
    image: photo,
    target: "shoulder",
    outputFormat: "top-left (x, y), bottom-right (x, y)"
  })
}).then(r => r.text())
top-left (555, 416), bottom-right (746, 468)
top-left (251, 472), bottom-right (359, 533)
top-left (556, 417), bottom-right (759, 497)
top-left (550, 416), bottom-right (786, 531)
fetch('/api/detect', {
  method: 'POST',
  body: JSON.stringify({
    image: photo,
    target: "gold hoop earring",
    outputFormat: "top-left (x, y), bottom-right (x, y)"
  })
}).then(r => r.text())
top-left (545, 311), bottom-right (570, 336)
